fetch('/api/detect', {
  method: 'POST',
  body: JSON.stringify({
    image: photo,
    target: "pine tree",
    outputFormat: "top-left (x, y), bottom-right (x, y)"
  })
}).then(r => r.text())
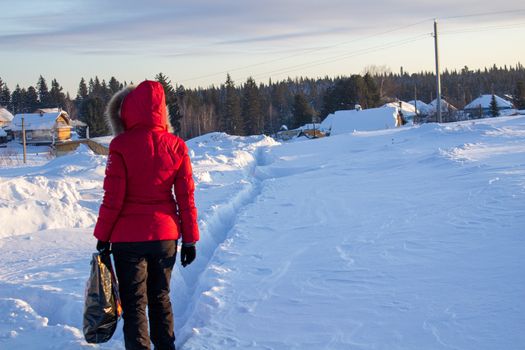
top-left (271, 83), bottom-right (290, 129)
top-left (77, 78), bottom-right (88, 100)
top-left (321, 76), bottom-right (364, 117)
top-left (49, 79), bottom-right (66, 108)
top-left (78, 96), bottom-right (108, 137)
top-left (64, 92), bottom-right (78, 120)
top-left (92, 77), bottom-right (103, 98)
top-left (350, 74), bottom-right (367, 107)
top-left (514, 81), bottom-right (525, 110)
top-left (292, 93), bottom-right (315, 129)
top-left (0, 78), bottom-right (11, 109)
top-left (88, 78), bottom-right (95, 95)
top-left (36, 75), bottom-right (51, 108)
top-left (24, 86), bottom-right (39, 112)
top-left (108, 77), bottom-right (121, 95)
top-left (215, 85), bottom-right (226, 133)
top-left (155, 72), bottom-right (183, 134)
top-left (242, 77), bottom-right (262, 135)
top-left (224, 74), bottom-right (242, 135)
top-left (489, 94), bottom-right (499, 117)
top-left (0, 78), bottom-right (4, 107)
top-left (101, 79), bottom-right (110, 101)
top-left (363, 73), bottom-right (380, 108)
top-left (11, 85), bottom-right (25, 114)
top-left (259, 87), bottom-right (274, 134)
top-left (169, 90), bottom-right (184, 135)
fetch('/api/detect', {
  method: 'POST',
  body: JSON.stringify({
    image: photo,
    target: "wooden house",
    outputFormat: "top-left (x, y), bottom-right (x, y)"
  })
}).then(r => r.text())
top-left (464, 94), bottom-right (514, 117)
top-left (429, 98), bottom-right (457, 114)
top-left (0, 107), bottom-right (14, 127)
top-left (11, 110), bottom-right (71, 144)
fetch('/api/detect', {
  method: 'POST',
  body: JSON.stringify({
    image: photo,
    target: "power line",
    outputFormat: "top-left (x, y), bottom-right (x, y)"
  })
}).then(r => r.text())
top-left (441, 21), bottom-right (525, 35)
top-left (441, 9), bottom-right (525, 20)
top-left (251, 34), bottom-right (429, 80)
top-left (177, 8), bottom-right (525, 85)
top-left (178, 18), bottom-right (432, 83)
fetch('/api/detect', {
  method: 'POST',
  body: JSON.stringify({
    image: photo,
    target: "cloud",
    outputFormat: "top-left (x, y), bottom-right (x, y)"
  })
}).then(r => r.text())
top-left (216, 27), bottom-right (353, 45)
top-left (0, 0), bottom-right (523, 56)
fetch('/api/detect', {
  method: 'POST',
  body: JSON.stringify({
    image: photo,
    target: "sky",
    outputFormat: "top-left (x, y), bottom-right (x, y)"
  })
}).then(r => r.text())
top-left (1, 0), bottom-right (524, 95)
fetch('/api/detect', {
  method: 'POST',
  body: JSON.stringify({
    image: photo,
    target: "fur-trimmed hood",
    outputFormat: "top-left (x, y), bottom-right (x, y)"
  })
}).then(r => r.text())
top-left (105, 81), bottom-right (173, 136)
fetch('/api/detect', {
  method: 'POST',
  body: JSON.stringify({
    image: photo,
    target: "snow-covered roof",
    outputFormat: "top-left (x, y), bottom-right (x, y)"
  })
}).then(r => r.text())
top-left (407, 100), bottom-right (433, 115)
top-left (11, 112), bottom-right (71, 131)
top-left (464, 94), bottom-right (514, 110)
top-left (0, 128), bottom-right (6, 137)
top-left (0, 108), bottom-right (14, 122)
top-left (321, 107), bottom-right (397, 134)
top-left (70, 119), bottom-right (87, 127)
top-left (35, 108), bottom-right (62, 113)
top-left (299, 123), bottom-right (321, 131)
top-left (381, 101), bottom-right (417, 116)
top-left (429, 98), bottom-right (457, 112)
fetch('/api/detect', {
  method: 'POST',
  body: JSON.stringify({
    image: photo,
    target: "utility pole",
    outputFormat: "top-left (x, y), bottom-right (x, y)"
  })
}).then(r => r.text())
top-left (433, 19), bottom-right (442, 123)
top-left (312, 115), bottom-right (318, 139)
top-left (414, 85), bottom-right (418, 122)
top-left (22, 115), bottom-right (27, 164)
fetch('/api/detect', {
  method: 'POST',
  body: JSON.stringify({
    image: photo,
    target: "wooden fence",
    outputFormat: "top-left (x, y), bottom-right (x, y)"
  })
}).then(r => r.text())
top-left (54, 139), bottom-right (109, 156)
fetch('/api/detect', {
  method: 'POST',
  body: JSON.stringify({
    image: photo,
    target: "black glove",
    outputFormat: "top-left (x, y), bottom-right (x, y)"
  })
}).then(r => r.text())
top-left (96, 240), bottom-right (111, 255)
top-left (181, 243), bottom-right (196, 267)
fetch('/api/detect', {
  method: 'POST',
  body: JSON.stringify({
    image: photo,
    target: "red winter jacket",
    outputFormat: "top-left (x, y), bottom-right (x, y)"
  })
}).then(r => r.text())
top-left (93, 80), bottom-right (199, 244)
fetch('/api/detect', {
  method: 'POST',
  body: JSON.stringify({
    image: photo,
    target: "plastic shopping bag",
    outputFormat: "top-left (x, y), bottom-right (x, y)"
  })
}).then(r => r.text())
top-left (83, 252), bottom-right (122, 343)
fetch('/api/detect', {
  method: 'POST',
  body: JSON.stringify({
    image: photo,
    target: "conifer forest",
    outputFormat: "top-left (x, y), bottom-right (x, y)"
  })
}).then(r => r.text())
top-left (1, 63), bottom-right (524, 140)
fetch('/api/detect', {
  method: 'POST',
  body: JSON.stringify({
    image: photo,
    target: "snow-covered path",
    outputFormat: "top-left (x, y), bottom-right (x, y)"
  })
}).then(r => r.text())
top-left (0, 117), bottom-right (524, 349)
top-left (0, 134), bottom-right (278, 349)
top-left (181, 117), bottom-right (525, 349)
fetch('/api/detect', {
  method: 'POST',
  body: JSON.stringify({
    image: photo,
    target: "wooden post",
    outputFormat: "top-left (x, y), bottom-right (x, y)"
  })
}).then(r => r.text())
top-left (414, 85), bottom-right (418, 122)
top-left (434, 20), bottom-right (442, 123)
top-left (22, 115), bottom-right (27, 164)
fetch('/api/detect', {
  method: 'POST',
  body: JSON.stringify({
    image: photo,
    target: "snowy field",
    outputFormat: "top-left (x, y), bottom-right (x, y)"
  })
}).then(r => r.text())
top-left (0, 116), bottom-right (524, 349)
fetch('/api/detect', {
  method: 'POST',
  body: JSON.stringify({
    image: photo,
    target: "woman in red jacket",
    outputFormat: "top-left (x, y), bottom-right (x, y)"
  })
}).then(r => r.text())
top-left (94, 80), bottom-right (199, 350)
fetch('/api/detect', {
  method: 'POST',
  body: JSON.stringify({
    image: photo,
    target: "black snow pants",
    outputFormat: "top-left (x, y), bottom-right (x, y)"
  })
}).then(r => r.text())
top-left (112, 240), bottom-right (177, 350)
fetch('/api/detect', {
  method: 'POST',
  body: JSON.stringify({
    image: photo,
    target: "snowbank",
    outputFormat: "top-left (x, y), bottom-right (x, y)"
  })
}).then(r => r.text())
top-left (0, 146), bottom-right (105, 238)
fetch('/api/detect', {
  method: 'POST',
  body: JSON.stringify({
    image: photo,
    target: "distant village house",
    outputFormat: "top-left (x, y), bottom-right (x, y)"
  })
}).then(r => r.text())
top-left (11, 109), bottom-right (72, 144)
top-left (0, 107), bottom-right (14, 127)
top-left (464, 94), bottom-right (514, 117)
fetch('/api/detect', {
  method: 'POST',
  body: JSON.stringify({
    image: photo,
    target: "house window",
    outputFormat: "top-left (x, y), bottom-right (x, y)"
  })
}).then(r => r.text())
top-left (26, 131), bottom-right (32, 140)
